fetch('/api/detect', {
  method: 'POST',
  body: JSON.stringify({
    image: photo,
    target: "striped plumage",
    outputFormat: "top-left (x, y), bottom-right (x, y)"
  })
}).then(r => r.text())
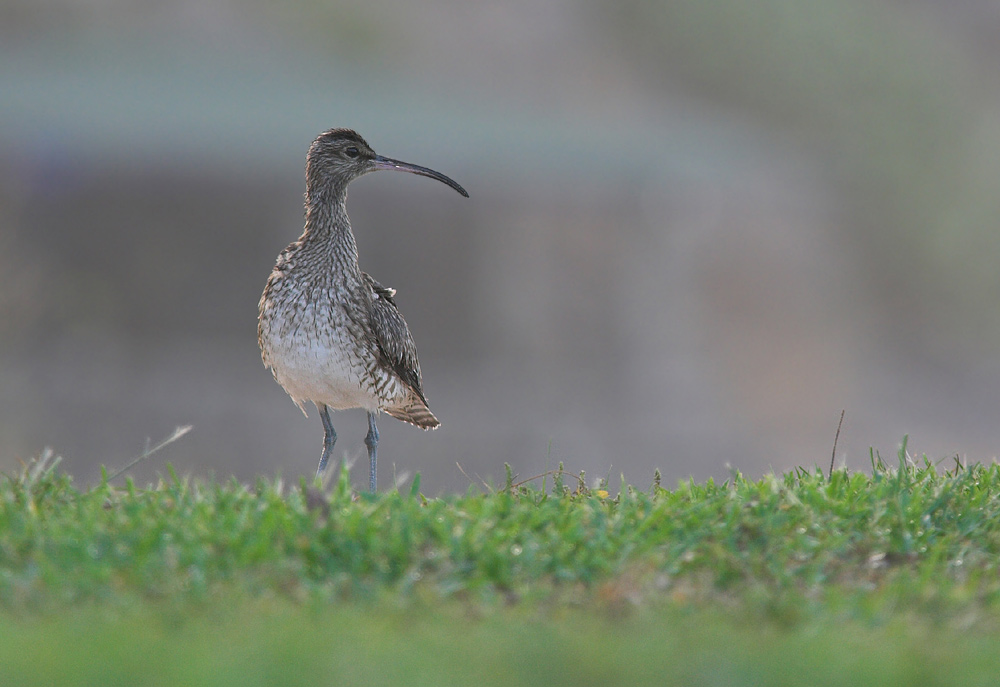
top-left (257, 128), bottom-right (468, 490)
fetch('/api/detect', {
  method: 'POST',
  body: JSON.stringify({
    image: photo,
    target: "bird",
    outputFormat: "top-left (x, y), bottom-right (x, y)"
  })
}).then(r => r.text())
top-left (258, 128), bottom-right (468, 492)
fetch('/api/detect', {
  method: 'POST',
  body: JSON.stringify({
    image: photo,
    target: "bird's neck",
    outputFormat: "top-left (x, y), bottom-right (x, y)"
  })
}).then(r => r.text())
top-left (301, 187), bottom-right (360, 272)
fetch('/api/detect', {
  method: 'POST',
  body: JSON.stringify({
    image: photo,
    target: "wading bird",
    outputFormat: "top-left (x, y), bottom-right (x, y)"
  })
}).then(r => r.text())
top-left (258, 128), bottom-right (468, 491)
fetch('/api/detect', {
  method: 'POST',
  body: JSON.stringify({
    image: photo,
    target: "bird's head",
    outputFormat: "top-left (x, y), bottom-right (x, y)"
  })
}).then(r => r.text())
top-left (306, 128), bottom-right (469, 198)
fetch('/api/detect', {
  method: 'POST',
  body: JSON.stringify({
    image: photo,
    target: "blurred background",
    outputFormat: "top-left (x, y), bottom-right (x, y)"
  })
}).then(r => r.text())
top-left (2, 0), bottom-right (1000, 492)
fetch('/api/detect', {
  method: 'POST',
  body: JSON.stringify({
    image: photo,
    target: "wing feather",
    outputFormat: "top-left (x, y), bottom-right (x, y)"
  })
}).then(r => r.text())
top-left (362, 272), bottom-right (427, 403)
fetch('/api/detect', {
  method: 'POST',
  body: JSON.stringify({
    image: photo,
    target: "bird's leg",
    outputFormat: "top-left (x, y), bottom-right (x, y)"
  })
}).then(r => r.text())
top-left (317, 404), bottom-right (337, 479)
top-left (364, 412), bottom-right (379, 492)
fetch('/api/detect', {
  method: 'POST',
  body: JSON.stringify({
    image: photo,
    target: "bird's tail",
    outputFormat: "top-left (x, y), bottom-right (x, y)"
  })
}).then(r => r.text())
top-left (385, 399), bottom-right (440, 429)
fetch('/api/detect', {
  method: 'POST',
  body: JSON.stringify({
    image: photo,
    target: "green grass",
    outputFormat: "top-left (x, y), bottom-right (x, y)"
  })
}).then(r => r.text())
top-left (4, 600), bottom-right (1000, 687)
top-left (2, 444), bottom-right (1000, 685)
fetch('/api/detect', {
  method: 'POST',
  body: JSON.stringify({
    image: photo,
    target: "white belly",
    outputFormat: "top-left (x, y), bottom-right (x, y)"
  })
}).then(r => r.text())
top-left (269, 346), bottom-right (378, 412)
top-left (261, 305), bottom-right (379, 412)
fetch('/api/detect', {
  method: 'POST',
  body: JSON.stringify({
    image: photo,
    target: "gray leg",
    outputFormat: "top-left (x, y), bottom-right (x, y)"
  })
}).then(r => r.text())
top-left (364, 411), bottom-right (379, 492)
top-left (317, 404), bottom-right (337, 479)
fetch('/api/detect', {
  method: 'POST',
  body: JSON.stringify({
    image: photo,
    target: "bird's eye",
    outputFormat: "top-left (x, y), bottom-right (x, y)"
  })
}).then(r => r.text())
top-left (345, 147), bottom-right (360, 158)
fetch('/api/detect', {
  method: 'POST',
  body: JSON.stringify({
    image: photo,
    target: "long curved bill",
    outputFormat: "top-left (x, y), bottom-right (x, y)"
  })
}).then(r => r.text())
top-left (374, 155), bottom-right (469, 197)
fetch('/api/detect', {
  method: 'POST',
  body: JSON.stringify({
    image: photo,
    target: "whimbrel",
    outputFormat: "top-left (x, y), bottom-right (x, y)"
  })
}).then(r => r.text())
top-left (258, 128), bottom-right (468, 491)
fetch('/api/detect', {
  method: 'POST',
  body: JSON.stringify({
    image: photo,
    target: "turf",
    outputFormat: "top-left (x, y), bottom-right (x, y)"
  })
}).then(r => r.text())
top-left (2, 442), bottom-right (1000, 685)
top-left (3, 601), bottom-right (1000, 687)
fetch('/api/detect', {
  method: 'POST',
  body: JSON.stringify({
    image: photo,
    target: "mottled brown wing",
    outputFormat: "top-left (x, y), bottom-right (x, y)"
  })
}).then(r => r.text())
top-left (362, 272), bottom-right (428, 403)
